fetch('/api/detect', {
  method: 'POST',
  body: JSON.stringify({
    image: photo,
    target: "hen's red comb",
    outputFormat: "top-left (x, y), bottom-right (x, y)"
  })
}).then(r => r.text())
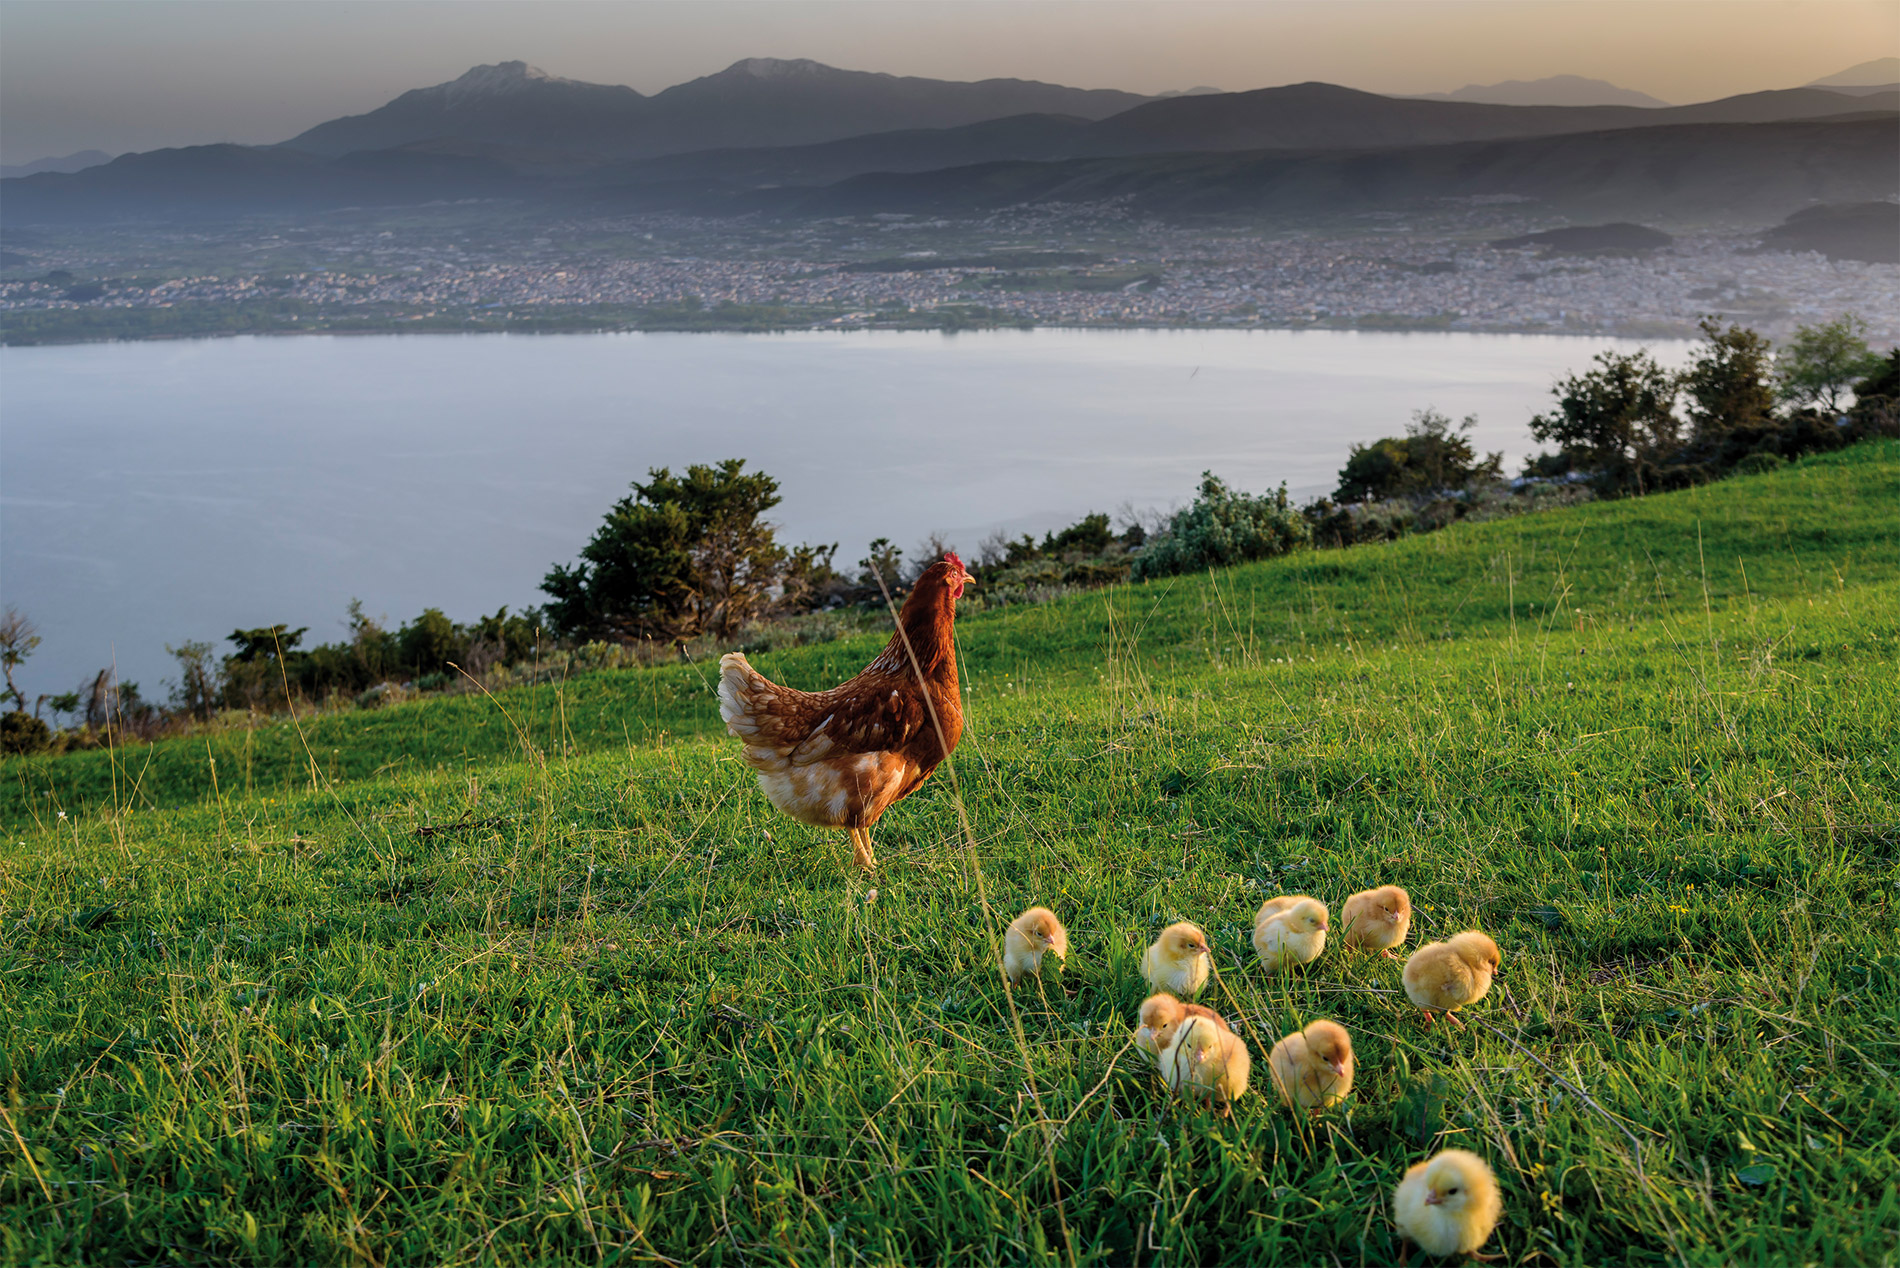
top-left (944, 551), bottom-right (965, 572)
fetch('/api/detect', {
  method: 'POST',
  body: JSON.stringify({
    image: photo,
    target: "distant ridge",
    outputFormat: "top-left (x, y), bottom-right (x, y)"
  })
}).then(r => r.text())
top-left (1411, 75), bottom-right (1670, 108)
top-left (1807, 58), bottom-right (1900, 88)
top-left (606, 81), bottom-right (1899, 189)
top-left (0, 149), bottom-right (115, 179)
top-left (282, 58), bottom-right (1151, 160)
top-left (734, 117), bottom-right (1898, 224)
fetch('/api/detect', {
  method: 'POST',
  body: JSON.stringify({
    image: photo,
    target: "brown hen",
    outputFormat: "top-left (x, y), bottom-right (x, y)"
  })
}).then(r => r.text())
top-left (717, 552), bottom-right (976, 870)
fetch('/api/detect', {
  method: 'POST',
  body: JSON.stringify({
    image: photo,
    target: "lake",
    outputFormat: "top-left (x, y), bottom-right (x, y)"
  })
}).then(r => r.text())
top-left (1, 328), bottom-right (1690, 699)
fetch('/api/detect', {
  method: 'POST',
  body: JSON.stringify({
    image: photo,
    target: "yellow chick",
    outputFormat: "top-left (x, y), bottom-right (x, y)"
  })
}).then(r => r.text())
top-left (1158, 1014), bottom-right (1252, 1110)
top-left (1252, 895), bottom-right (1329, 970)
top-left (1392, 1149), bottom-right (1503, 1258)
top-left (1142, 922), bottom-right (1212, 997)
top-left (1402, 931), bottom-right (1502, 1028)
top-left (1340, 885), bottom-right (1412, 958)
top-left (1266, 1019), bottom-right (1355, 1111)
top-left (1135, 993), bottom-right (1229, 1060)
top-left (1003, 906), bottom-right (1069, 985)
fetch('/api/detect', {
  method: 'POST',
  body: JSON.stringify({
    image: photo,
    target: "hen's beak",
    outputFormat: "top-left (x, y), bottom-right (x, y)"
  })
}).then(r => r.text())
top-left (960, 571), bottom-right (977, 589)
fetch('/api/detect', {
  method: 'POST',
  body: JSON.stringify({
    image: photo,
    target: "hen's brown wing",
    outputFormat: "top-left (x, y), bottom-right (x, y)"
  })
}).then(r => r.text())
top-left (720, 654), bottom-right (937, 766)
top-left (786, 675), bottom-right (932, 767)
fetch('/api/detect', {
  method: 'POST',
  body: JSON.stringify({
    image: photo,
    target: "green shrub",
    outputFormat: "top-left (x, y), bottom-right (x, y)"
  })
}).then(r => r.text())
top-left (0, 710), bottom-right (53, 755)
top-left (1732, 451), bottom-right (1788, 476)
top-left (1133, 473), bottom-right (1311, 580)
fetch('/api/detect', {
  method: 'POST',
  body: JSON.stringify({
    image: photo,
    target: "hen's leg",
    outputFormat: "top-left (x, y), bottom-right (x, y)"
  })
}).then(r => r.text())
top-left (849, 827), bottom-right (875, 871)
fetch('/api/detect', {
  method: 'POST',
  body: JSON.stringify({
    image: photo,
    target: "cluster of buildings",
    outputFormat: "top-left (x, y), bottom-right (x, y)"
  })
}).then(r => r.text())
top-left (2, 211), bottom-right (1894, 343)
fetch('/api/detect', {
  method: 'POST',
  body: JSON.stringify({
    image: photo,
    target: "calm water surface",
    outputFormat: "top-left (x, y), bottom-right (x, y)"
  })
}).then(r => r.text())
top-left (2, 328), bottom-right (1690, 695)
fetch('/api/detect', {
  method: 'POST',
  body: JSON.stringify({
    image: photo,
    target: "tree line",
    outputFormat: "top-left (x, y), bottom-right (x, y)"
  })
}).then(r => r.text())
top-left (3, 313), bottom-right (1892, 756)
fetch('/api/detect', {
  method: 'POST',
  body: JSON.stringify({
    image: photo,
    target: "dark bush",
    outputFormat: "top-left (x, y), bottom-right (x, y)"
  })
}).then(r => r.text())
top-left (1134, 474), bottom-right (1311, 580)
top-left (1, 711), bottom-right (53, 755)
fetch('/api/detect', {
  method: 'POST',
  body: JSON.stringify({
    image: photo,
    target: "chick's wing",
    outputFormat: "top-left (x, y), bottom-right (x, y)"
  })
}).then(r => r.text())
top-left (1419, 949), bottom-right (1477, 1005)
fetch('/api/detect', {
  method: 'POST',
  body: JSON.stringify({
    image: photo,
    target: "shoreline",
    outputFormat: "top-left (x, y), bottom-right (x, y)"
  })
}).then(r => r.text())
top-left (0, 311), bottom-right (1720, 348)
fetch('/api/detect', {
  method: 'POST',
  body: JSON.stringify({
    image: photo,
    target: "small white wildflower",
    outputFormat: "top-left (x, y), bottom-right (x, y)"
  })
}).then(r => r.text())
top-left (864, 889), bottom-right (878, 906)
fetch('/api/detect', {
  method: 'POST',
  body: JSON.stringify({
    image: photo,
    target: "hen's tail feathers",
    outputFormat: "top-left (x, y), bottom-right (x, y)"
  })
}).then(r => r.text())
top-left (717, 652), bottom-right (769, 739)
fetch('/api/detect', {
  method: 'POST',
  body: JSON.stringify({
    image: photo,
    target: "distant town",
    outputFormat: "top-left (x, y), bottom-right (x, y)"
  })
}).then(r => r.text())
top-left (3, 203), bottom-right (1895, 345)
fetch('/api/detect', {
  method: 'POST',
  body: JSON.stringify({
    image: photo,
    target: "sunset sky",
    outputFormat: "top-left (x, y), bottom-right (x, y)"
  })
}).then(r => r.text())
top-left (3, 0), bottom-right (1895, 161)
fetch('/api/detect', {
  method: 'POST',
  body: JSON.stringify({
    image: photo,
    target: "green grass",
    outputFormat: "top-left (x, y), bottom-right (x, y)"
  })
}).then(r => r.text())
top-left (2, 443), bottom-right (1897, 1265)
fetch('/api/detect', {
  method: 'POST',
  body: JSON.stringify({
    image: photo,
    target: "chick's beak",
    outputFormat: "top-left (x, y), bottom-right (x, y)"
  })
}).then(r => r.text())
top-left (1424, 1192), bottom-right (1443, 1206)
top-left (1327, 1059), bottom-right (1347, 1077)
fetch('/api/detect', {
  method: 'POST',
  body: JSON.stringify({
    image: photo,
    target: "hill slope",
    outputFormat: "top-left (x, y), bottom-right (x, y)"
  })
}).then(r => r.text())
top-left (604, 82), bottom-right (1895, 189)
top-left (745, 116), bottom-right (1899, 223)
top-left (3, 443), bottom-right (1895, 1263)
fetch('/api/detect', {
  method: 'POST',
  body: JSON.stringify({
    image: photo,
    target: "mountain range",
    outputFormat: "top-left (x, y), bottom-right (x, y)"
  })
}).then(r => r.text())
top-left (600, 81), bottom-right (1896, 189)
top-left (1806, 58), bottom-right (1900, 88)
top-left (0, 149), bottom-right (115, 179)
top-left (282, 59), bottom-right (1152, 161)
top-left (1409, 75), bottom-right (1670, 108)
top-left (717, 116), bottom-right (1897, 224)
top-left (4, 58), bottom-right (1895, 231)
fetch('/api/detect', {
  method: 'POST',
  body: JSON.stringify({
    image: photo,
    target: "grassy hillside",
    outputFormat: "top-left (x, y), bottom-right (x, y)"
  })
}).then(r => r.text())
top-left (2, 442), bottom-right (1897, 1264)
top-left (8, 441), bottom-right (1896, 829)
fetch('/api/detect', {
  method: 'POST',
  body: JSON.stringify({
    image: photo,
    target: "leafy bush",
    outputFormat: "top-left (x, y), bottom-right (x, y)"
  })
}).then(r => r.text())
top-left (1334, 409), bottom-right (1501, 502)
top-left (543, 459), bottom-right (832, 642)
top-left (1848, 349), bottom-right (1900, 438)
top-left (1681, 317), bottom-right (1777, 439)
top-left (1779, 314), bottom-right (1885, 413)
top-left (1041, 512), bottom-right (1114, 555)
top-left (0, 710), bottom-right (53, 755)
top-left (1529, 348), bottom-right (1682, 496)
top-left (1134, 473), bottom-right (1311, 580)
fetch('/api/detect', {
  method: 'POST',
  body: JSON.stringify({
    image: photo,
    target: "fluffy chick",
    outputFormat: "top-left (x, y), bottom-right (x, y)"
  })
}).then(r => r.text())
top-left (1266, 1019), bottom-right (1355, 1112)
top-left (1142, 922), bottom-right (1212, 997)
top-left (1252, 895), bottom-right (1329, 971)
top-left (1002, 906), bottom-right (1069, 986)
top-left (1340, 885), bottom-right (1412, 957)
top-left (1158, 1015), bottom-right (1252, 1110)
top-left (1402, 931), bottom-right (1502, 1028)
top-left (1392, 1149), bottom-right (1503, 1258)
top-left (1135, 993), bottom-right (1229, 1060)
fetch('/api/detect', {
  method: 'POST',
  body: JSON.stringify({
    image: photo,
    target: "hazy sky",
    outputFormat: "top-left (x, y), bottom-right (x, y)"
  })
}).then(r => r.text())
top-left (3, 0), bottom-right (1895, 161)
